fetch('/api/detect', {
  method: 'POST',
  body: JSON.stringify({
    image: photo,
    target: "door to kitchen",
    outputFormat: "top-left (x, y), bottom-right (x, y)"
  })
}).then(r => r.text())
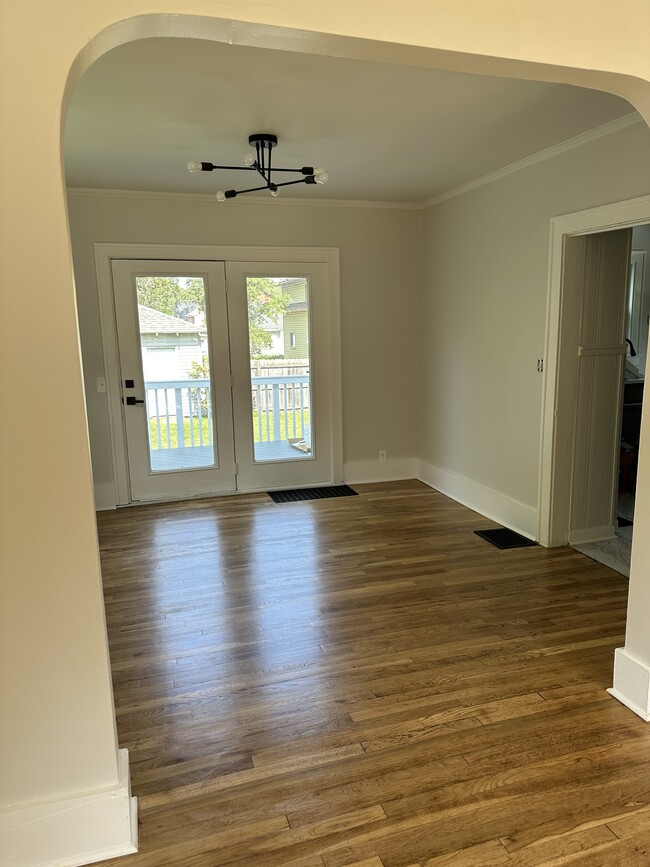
top-left (111, 257), bottom-right (337, 501)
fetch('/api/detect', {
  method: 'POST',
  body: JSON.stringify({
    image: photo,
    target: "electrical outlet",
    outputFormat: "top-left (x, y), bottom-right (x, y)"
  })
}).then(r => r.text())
top-left (379, 450), bottom-right (387, 462)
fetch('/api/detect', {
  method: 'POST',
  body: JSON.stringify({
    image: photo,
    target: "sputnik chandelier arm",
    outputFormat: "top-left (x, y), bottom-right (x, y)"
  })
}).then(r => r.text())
top-left (187, 133), bottom-right (329, 200)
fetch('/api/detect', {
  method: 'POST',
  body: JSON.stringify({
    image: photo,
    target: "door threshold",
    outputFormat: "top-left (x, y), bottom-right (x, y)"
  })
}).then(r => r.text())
top-left (118, 480), bottom-right (341, 508)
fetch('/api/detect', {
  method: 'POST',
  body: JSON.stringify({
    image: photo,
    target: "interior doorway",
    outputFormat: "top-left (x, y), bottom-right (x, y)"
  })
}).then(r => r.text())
top-left (538, 196), bottom-right (650, 551)
top-left (570, 225), bottom-right (650, 575)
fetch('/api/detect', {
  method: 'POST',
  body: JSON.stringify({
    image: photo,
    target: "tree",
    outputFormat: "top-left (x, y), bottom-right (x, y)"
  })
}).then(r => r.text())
top-left (136, 276), bottom-right (205, 319)
top-left (136, 275), bottom-right (289, 354)
top-left (246, 278), bottom-right (290, 355)
top-left (188, 354), bottom-right (209, 380)
top-left (188, 354), bottom-right (210, 416)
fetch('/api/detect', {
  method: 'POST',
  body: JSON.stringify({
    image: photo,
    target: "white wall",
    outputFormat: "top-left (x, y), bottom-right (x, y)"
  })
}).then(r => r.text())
top-left (419, 121), bottom-right (650, 532)
top-left (68, 192), bottom-right (422, 500)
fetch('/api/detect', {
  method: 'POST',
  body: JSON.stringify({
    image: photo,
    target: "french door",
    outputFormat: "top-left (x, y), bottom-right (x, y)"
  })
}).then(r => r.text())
top-left (111, 257), bottom-right (336, 501)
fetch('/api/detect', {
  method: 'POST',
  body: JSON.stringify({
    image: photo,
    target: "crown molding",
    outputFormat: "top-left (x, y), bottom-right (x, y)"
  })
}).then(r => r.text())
top-left (67, 112), bottom-right (644, 213)
top-left (66, 187), bottom-right (421, 210)
top-left (421, 112), bottom-right (644, 209)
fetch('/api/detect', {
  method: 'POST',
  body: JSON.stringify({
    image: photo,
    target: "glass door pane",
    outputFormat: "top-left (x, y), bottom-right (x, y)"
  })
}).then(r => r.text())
top-left (135, 275), bottom-right (216, 472)
top-left (246, 276), bottom-right (314, 464)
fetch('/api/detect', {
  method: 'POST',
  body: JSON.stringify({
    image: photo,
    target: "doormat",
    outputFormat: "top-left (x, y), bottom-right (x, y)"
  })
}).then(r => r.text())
top-left (474, 528), bottom-right (537, 549)
top-left (269, 485), bottom-right (358, 503)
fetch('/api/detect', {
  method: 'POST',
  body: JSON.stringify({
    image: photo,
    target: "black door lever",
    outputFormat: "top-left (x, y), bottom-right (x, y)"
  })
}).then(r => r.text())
top-left (124, 396), bottom-right (145, 405)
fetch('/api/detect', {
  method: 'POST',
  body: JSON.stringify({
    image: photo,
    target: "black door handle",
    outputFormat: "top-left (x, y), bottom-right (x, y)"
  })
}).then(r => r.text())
top-left (124, 396), bottom-right (145, 405)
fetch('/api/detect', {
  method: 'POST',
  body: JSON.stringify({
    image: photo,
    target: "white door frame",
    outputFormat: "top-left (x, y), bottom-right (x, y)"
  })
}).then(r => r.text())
top-left (94, 242), bottom-right (342, 506)
top-left (537, 194), bottom-right (650, 547)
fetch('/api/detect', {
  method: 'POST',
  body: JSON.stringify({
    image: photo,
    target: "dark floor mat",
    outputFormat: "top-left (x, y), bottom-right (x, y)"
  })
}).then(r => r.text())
top-left (269, 485), bottom-right (358, 503)
top-left (474, 528), bottom-right (537, 549)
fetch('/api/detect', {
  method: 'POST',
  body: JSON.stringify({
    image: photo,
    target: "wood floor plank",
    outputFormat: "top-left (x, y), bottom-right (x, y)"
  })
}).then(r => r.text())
top-left (404, 839), bottom-right (512, 865)
top-left (607, 806), bottom-right (650, 839)
top-left (506, 825), bottom-right (617, 866)
top-left (336, 859), bottom-right (385, 867)
top-left (94, 480), bottom-right (647, 866)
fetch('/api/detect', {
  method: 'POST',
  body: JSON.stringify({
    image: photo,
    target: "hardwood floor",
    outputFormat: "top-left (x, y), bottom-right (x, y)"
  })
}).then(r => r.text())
top-left (96, 480), bottom-right (650, 867)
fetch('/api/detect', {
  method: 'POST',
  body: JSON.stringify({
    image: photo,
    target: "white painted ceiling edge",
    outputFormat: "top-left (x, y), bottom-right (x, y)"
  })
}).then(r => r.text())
top-left (64, 36), bottom-right (638, 205)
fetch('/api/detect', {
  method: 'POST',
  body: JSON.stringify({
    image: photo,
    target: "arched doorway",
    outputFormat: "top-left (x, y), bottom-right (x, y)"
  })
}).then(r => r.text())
top-left (4, 6), bottom-right (650, 865)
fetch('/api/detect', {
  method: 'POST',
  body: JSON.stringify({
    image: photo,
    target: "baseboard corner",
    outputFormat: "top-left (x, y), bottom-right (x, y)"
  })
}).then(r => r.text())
top-left (569, 524), bottom-right (616, 545)
top-left (610, 647), bottom-right (650, 721)
top-left (0, 748), bottom-right (138, 867)
top-left (94, 481), bottom-right (118, 511)
top-left (417, 460), bottom-right (538, 541)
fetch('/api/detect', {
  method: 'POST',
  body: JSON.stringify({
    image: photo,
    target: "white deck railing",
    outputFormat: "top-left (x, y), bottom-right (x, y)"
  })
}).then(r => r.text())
top-left (250, 375), bottom-right (310, 445)
top-left (145, 375), bottom-right (310, 450)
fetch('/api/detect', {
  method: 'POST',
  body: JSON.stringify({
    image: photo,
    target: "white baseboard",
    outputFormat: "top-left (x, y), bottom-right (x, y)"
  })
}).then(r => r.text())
top-left (94, 461), bottom-right (537, 544)
top-left (0, 749), bottom-right (138, 867)
top-left (344, 458), bottom-right (418, 484)
top-left (417, 460), bottom-right (538, 540)
top-left (96, 462), bottom-right (419, 505)
top-left (569, 525), bottom-right (616, 545)
top-left (609, 647), bottom-right (650, 721)
top-left (93, 482), bottom-right (118, 511)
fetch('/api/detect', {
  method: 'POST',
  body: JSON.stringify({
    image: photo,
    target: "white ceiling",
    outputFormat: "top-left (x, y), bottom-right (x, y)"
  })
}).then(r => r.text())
top-left (64, 38), bottom-right (634, 204)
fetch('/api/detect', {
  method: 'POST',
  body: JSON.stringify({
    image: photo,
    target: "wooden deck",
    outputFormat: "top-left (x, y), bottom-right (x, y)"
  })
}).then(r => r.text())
top-left (95, 480), bottom-right (650, 867)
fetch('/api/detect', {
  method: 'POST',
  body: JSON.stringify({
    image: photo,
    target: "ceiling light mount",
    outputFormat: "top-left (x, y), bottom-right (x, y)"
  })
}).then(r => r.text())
top-left (187, 133), bottom-right (329, 200)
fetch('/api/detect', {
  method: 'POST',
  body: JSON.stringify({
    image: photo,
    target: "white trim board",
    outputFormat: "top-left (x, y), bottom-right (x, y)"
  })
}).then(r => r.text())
top-left (69, 187), bottom-right (421, 210)
top-left (0, 750), bottom-right (137, 867)
top-left (610, 648), bottom-right (650, 722)
top-left (422, 113), bottom-right (643, 207)
top-left (417, 460), bottom-right (538, 540)
top-left (93, 481), bottom-right (118, 511)
top-left (569, 525), bottom-right (616, 545)
top-left (95, 458), bottom-right (539, 539)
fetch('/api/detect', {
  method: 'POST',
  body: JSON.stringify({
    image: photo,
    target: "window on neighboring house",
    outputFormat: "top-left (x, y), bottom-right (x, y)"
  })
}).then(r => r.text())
top-left (289, 331), bottom-right (296, 349)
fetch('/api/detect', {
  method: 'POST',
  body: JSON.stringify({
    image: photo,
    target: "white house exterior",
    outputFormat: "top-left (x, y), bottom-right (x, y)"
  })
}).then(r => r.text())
top-left (137, 304), bottom-right (205, 382)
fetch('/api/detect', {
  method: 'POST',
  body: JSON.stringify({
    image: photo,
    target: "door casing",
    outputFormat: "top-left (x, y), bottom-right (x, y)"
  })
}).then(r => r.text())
top-left (538, 195), bottom-right (650, 547)
top-left (95, 243), bottom-right (342, 507)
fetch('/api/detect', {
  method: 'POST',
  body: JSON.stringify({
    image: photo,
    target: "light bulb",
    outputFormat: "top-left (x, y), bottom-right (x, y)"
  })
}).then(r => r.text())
top-left (216, 191), bottom-right (226, 202)
top-left (314, 167), bottom-right (325, 176)
top-left (315, 172), bottom-right (329, 185)
top-left (244, 154), bottom-right (256, 167)
top-left (270, 188), bottom-right (280, 197)
top-left (187, 161), bottom-right (203, 173)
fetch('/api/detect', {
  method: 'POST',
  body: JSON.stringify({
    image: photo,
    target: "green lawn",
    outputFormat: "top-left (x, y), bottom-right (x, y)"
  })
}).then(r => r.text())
top-left (149, 417), bottom-right (211, 450)
top-left (149, 410), bottom-right (310, 449)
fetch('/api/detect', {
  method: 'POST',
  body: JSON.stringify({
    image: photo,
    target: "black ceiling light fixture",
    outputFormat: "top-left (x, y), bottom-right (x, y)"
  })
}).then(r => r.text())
top-left (187, 133), bottom-right (329, 201)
